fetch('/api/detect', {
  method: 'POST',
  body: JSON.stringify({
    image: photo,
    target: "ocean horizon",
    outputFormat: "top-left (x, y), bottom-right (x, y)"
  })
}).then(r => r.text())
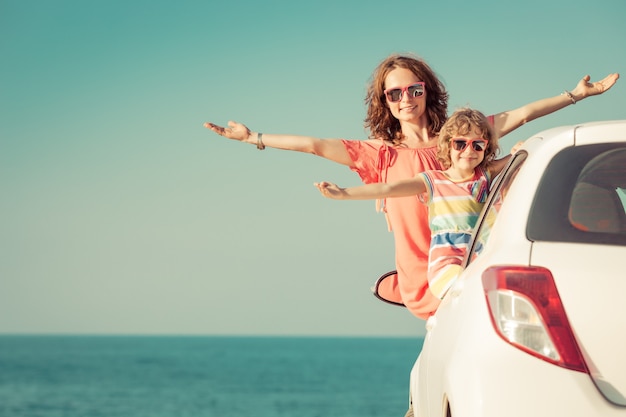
top-left (0, 334), bottom-right (424, 417)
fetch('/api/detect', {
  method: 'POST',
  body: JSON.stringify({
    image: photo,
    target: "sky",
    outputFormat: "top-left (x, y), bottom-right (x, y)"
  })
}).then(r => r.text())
top-left (1, 0), bottom-right (625, 338)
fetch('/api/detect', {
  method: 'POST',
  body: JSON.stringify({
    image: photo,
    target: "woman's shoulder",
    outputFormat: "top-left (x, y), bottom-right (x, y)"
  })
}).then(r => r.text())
top-left (367, 138), bottom-right (439, 151)
top-left (341, 138), bottom-right (382, 156)
top-left (362, 138), bottom-right (389, 147)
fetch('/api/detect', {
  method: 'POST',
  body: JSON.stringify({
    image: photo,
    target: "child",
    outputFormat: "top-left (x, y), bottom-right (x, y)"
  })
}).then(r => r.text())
top-left (315, 108), bottom-right (515, 299)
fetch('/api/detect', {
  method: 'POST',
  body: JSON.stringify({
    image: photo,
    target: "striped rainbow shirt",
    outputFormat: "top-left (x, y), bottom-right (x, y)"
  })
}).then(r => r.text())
top-left (418, 167), bottom-right (491, 299)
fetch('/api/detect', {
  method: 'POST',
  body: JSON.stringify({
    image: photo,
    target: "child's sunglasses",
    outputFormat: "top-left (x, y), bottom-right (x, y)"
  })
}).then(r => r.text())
top-left (451, 138), bottom-right (488, 152)
top-left (383, 82), bottom-right (425, 102)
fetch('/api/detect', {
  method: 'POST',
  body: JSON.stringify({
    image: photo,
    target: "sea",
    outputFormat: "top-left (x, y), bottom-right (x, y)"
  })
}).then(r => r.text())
top-left (0, 335), bottom-right (424, 417)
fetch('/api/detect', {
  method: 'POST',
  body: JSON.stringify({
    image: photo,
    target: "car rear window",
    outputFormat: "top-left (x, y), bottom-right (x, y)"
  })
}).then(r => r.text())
top-left (527, 144), bottom-right (626, 246)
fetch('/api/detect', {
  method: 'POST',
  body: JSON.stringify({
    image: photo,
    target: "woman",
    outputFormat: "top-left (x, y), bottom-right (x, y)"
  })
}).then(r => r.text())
top-left (204, 53), bottom-right (619, 320)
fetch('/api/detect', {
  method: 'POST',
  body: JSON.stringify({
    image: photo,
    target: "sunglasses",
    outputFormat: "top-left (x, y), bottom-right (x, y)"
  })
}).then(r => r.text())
top-left (451, 138), bottom-right (488, 152)
top-left (383, 82), bottom-right (425, 102)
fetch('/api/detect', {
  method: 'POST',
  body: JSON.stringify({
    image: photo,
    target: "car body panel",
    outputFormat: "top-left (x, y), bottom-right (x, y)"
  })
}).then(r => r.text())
top-left (530, 242), bottom-right (626, 405)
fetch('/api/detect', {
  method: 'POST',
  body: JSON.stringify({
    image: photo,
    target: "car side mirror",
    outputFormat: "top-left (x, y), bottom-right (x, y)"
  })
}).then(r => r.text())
top-left (372, 270), bottom-right (406, 307)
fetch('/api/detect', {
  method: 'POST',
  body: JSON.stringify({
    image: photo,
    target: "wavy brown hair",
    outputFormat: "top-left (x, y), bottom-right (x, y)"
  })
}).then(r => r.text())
top-left (364, 54), bottom-right (449, 145)
top-left (436, 108), bottom-right (499, 170)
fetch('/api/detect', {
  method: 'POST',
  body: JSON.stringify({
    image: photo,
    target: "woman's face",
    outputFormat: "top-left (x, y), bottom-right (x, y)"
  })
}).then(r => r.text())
top-left (383, 67), bottom-right (427, 124)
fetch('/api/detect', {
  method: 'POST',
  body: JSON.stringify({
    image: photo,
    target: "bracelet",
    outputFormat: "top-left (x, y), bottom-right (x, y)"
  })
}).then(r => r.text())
top-left (562, 90), bottom-right (576, 105)
top-left (256, 132), bottom-right (265, 150)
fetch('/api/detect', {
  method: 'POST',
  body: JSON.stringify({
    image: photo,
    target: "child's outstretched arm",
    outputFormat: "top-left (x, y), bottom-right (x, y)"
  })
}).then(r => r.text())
top-left (493, 72), bottom-right (619, 138)
top-left (315, 176), bottom-right (427, 200)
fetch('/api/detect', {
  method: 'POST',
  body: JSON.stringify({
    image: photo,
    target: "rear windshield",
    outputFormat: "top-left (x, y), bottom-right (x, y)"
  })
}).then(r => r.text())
top-left (528, 144), bottom-right (626, 246)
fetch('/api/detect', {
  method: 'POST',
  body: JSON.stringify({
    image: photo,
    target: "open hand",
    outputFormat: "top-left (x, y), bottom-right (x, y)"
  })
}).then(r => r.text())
top-left (573, 73), bottom-right (619, 99)
top-left (203, 120), bottom-right (252, 142)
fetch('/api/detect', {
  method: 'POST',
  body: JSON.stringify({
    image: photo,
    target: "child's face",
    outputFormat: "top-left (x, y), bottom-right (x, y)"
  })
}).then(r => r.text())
top-left (449, 126), bottom-right (487, 172)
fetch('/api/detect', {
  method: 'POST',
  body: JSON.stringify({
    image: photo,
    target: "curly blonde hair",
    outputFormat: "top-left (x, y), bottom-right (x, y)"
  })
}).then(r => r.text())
top-left (364, 54), bottom-right (448, 145)
top-left (436, 108), bottom-right (499, 169)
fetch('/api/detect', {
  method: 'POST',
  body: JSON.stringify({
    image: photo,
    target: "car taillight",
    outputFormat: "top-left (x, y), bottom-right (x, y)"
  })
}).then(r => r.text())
top-left (482, 266), bottom-right (588, 373)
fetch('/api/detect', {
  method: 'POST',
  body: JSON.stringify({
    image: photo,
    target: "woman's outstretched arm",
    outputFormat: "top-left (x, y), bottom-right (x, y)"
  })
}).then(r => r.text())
top-left (204, 120), bottom-right (354, 166)
top-left (492, 72), bottom-right (619, 138)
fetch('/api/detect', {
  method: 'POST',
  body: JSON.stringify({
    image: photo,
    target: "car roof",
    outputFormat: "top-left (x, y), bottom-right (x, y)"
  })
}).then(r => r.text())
top-left (518, 120), bottom-right (626, 154)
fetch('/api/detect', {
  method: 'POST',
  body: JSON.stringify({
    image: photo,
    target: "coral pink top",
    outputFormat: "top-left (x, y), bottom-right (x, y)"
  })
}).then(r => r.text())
top-left (343, 139), bottom-right (443, 319)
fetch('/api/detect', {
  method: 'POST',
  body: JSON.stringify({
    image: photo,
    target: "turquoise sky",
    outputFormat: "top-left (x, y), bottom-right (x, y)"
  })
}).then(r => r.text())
top-left (2, 0), bottom-right (625, 337)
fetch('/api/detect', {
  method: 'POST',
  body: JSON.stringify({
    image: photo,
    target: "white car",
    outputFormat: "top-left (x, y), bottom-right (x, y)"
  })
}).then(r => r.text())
top-left (407, 120), bottom-right (626, 417)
